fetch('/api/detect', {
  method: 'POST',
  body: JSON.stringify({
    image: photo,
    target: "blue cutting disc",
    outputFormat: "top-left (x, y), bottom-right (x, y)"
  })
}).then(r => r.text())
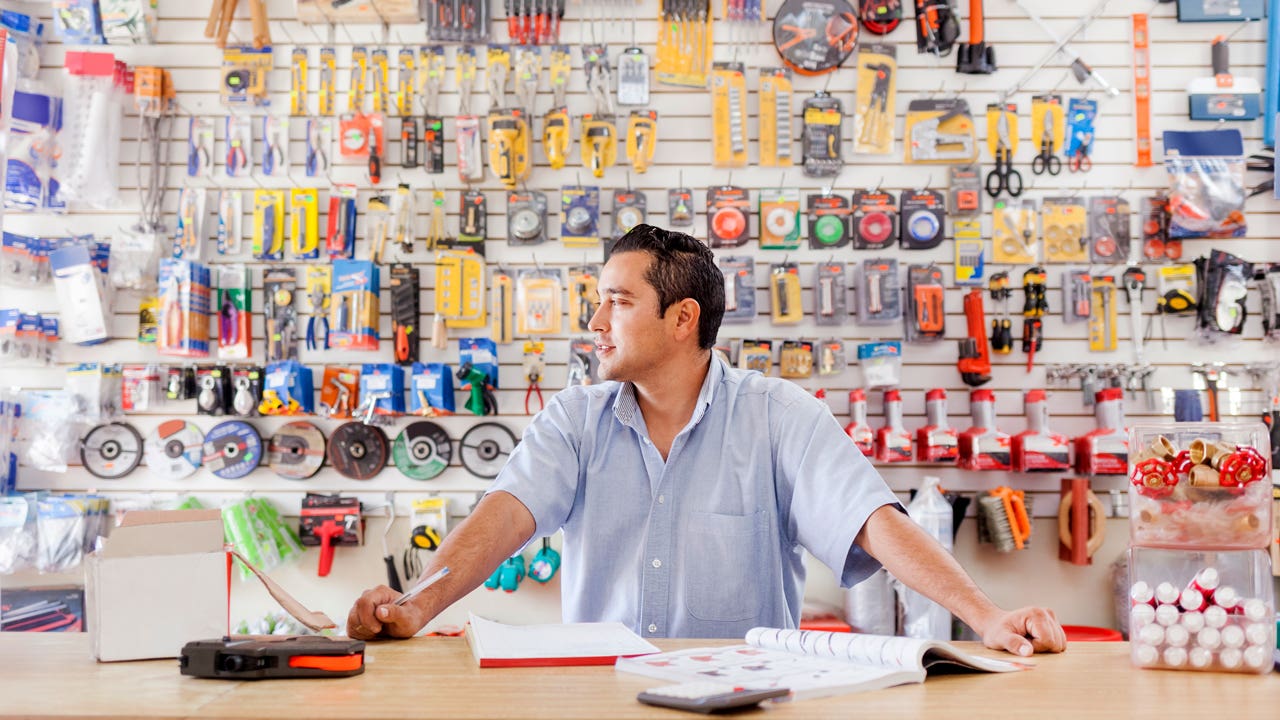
top-left (202, 420), bottom-right (262, 479)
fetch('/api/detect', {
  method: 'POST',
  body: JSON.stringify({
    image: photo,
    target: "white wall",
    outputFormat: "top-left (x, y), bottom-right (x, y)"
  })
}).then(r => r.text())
top-left (3, 0), bottom-right (1277, 634)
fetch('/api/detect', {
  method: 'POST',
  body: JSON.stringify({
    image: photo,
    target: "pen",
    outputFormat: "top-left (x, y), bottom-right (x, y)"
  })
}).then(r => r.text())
top-left (392, 566), bottom-right (450, 606)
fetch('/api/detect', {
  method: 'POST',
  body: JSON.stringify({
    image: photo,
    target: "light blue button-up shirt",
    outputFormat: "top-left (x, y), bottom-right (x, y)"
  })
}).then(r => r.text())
top-left (488, 355), bottom-right (902, 639)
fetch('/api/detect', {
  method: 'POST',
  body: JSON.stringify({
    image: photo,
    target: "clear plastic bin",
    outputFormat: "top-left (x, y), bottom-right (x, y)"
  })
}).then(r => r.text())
top-left (1128, 547), bottom-right (1275, 673)
top-left (1129, 423), bottom-right (1272, 550)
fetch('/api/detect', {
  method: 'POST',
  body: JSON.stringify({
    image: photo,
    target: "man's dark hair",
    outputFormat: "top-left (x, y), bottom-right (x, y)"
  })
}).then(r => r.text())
top-left (610, 224), bottom-right (724, 350)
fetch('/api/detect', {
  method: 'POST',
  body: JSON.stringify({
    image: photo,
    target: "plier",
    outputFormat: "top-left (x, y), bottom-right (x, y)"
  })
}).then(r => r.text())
top-left (305, 289), bottom-right (329, 350)
top-left (226, 136), bottom-right (248, 176)
top-left (1247, 152), bottom-right (1274, 198)
top-left (523, 350), bottom-right (545, 414)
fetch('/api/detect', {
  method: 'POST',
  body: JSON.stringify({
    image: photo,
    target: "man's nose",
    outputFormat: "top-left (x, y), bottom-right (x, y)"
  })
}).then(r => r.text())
top-left (587, 301), bottom-right (607, 333)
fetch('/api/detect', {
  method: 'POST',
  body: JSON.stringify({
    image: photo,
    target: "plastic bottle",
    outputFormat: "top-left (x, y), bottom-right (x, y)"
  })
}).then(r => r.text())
top-left (901, 476), bottom-right (954, 640)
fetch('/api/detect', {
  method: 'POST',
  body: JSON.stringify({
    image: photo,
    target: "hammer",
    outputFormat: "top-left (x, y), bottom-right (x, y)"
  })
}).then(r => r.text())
top-left (1190, 362), bottom-right (1228, 422)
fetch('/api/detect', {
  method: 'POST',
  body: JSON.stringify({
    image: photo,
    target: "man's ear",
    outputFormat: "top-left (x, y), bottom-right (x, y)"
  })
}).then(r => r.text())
top-left (669, 299), bottom-right (701, 343)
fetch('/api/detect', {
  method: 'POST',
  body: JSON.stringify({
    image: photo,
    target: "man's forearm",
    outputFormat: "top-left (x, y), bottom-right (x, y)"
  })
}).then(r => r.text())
top-left (855, 504), bottom-right (1002, 635)
top-left (407, 491), bottom-right (537, 623)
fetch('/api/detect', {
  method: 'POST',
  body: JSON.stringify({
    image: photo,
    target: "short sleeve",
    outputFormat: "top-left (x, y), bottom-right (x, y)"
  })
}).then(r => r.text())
top-left (487, 394), bottom-right (582, 538)
top-left (773, 393), bottom-right (903, 588)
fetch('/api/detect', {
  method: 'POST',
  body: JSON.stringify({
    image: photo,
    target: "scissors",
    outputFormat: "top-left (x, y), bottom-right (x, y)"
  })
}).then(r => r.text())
top-left (985, 113), bottom-right (1023, 198)
top-left (1031, 110), bottom-right (1061, 176)
top-left (1069, 132), bottom-right (1093, 172)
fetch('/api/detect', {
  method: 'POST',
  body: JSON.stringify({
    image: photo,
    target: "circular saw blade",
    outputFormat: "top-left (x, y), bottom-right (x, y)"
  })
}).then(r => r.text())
top-left (80, 422), bottom-right (143, 480)
top-left (268, 421), bottom-right (327, 480)
top-left (144, 420), bottom-right (204, 480)
top-left (328, 421), bottom-right (389, 480)
top-left (202, 420), bottom-right (263, 480)
top-left (392, 421), bottom-right (453, 481)
top-left (458, 422), bottom-right (518, 479)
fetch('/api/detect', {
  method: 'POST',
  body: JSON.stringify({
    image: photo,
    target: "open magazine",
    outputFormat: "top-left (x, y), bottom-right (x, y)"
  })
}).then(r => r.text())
top-left (616, 628), bottom-right (1027, 702)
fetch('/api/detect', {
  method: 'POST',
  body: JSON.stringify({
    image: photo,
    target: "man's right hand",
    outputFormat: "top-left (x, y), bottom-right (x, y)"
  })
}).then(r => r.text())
top-left (346, 585), bottom-right (427, 640)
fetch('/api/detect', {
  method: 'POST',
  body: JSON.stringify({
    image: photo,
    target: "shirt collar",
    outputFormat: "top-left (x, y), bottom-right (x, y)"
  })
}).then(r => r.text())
top-left (613, 354), bottom-right (723, 430)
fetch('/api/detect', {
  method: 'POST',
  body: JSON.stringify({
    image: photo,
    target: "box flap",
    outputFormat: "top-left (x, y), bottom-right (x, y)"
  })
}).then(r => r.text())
top-left (102, 510), bottom-right (223, 558)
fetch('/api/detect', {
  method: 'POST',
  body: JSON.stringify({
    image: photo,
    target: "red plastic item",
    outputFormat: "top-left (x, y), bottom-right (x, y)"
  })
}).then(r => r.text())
top-left (1131, 457), bottom-right (1177, 499)
top-left (1062, 625), bottom-right (1122, 642)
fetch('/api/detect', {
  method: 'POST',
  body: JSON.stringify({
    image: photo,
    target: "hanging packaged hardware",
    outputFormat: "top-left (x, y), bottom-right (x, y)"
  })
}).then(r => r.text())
top-left (507, 189), bottom-right (549, 246)
top-left (711, 62), bottom-right (748, 168)
top-left (1029, 94), bottom-right (1064, 177)
top-left (914, 0), bottom-right (959, 56)
top-left (904, 97), bottom-right (976, 164)
top-left (807, 189), bottom-right (852, 250)
top-left (187, 117), bottom-right (214, 178)
top-left (174, 187), bottom-right (207, 261)
top-left (1155, 264), bottom-right (1196, 317)
top-left (434, 249), bottom-right (486, 352)
top-left (230, 367), bottom-right (262, 418)
top-left (771, 262), bottom-right (804, 325)
top-left (216, 189), bottom-right (243, 255)
top-left (289, 188), bottom-right (320, 260)
top-left (329, 260), bottom-right (381, 352)
top-left (988, 271), bottom-right (1013, 355)
top-left (953, 218), bottom-right (985, 287)
top-left (263, 267), bottom-right (299, 363)
top-left (1187, 32), bottom-right (1261, 121)
top-left (561, 185), bottom-right (601, 247)
top-left (617, 35), bottom-right (650, 107)
top-left (852, 188), bottom-right (897, 250)
top-left (772, 0), bottom-right (857, 76)
top-left (1041, 196), bottom-right (1087, 263)
top-left (217, 265), bottom-right (252, 361)
top-left (290, 47), bottom-right (309, 116)
top-left (991, 197), bottom-right (1037, 265)
top-left (516, 267), bottom-right (563, 336)
top-left (899, 189), bottom-right (945, 250)
top-left (1021, 266), bottom-right (1047, 372)
top-left (625, 110), bottom-right (658, 174)
top-left (815, 261), bottom-right (848, 327)
top-left (1065, 97), bottom-right (1096, 173)
top-left (948, 163), bottom-right (982, 217)
top-left (667, 186), bottom-right (694, 228)
top-left (400, 50), bottom-right (420, 169)
top-left (1087, 195), bottom-right (1130, 265)
top-left (220, 46), bottom-right (271, 107)
top-left (425, 188), bottom-right (448, 251)
top-left (1088, 275), bottom-right (1117, 352)
top-left (371, 48), bottom-right (390, 115)
top-left (365, 194), bottom-right (392, 264)
top-left (1194, 249), bottom-right (1251, 341)
top-left (861, 0), bottom-right (902, 34)
top-left (252, 190), bottom-right (285, 262)
top-left (581, 114), bottom-right (617, 178)
top-left (391, 184), bottom-right (415, 255)
top-left (542, 45), bottom-right (572, 170)
top-left (318, 45), bottom-right (337, 116)
top-left (326, 185), bottom-right (358, 260)
top-left (196, 366), bottom-right (231, 416)
top-left (349, 45), bottom-right (369, 114)
top-left (513, 44), bottom-right (541, 112)
top-left (657, 0), bottom-right (713, 87)
top-left (780, 340), bottom-right (815, 380)
top-left (858, 259), bottom-right (901, 325)
top-left (984, 103), bottom-right (1021, 198)
top-left (419, 45), bottom-right (446, 175)
top-left (491, 266), bottom-right (515, 344)
top-left (568, 265), bottom-right (601, 333)
top-left (224, 114), bottom-right (252, 179)
top-left (1163, 129), bottom-right (1247, 240)
top-left (612, 189), bottom-right (647, 240)
top-left (707, 185), bottom-right (751, 248)
top-left (854, 45), bottom-right (897, 155)
top-left (720, 256), bottom-right (757, 324)
top-left (758, 67), bottom-right (793, 167)
top-left (390, 264), bottom-right (420, 366)
top-left (1062, 268), bottom-right (1092, 325)
top-left (488, 108), bottom-right (532, 188)
top-left (1256, 264), bottom-right (1280, 341)
top-left (304, 265), bottom-right (332, 352)
top-left (456, 190), bottom-right (487, 249)
top-left (759, 187), bottom-right (802, 250)
top-left (261, 115), bottom-right (289, 177)
top-left (305, 117), bottom-right (333, 178)
top-left (1140, 193), bottom-right (1180, 262)
top-left (801, 91), bottom-right (842, 177)
top-left (455, 47), bottom-right (484, 183)
top-left (319, 366), bottom-right (358, 418)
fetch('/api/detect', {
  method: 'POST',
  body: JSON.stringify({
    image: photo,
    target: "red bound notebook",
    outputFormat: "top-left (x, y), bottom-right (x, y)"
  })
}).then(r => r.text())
top-left (463, 613), bottom-right (660, 668)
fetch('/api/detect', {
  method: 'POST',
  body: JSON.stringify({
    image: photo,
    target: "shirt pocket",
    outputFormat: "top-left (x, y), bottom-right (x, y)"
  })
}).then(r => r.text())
top-left (684, 510), bottom-right (769, 622)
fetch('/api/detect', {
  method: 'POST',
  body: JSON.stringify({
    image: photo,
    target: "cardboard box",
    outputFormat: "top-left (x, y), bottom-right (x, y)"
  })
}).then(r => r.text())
top-left (85, 509), bottom-right (226, 662)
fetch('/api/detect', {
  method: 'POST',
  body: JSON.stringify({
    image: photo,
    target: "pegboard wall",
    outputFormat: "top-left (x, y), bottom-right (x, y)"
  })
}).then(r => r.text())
top-left (4, 0), bottom-right (1279, 629)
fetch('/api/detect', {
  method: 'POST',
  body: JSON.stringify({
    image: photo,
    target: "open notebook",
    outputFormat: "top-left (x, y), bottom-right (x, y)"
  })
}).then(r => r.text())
top-left (616, 628), bottom-right (1027, 702)
top-left (464, 613), bottom-right (660, 668)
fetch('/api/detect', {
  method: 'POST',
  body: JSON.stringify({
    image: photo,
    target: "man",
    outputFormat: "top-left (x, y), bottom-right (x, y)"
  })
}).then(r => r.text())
top-left (349, 224), bottom-right (1066, 656)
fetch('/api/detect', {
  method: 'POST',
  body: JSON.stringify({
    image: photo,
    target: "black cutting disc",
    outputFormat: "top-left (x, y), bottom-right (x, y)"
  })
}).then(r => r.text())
top-left (328, 422), bottom-right (389, 480)
top-left (268, 421), bottom-right (327, 480)
top-left (458, 422), bottom-right (518, 479)
top-left (80, 422), bottom-right (144, 480)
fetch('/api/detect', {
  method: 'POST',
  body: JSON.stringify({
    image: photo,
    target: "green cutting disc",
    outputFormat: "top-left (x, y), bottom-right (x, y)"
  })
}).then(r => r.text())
top-left (393, 421), bottom-right (452, 480)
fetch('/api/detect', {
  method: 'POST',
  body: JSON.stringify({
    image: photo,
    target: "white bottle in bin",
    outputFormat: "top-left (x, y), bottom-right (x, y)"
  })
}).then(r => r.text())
top-left (901, 476), bottom-right (953, 641)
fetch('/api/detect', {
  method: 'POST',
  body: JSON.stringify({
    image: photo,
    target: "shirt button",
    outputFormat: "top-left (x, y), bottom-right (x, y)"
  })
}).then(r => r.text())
top-left (648, 623), bottom-right (658, 633)
top-left (643, 438), bottom-right (651, 445)
top-left (657, 495), bottom-right (665, 504)
top-left (651, 558), bottom-right (662, 568)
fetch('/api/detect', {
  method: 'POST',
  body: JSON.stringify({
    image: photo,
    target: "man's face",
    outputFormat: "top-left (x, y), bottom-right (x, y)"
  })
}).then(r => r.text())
top-left (588, 251), bottom-right (674, 383)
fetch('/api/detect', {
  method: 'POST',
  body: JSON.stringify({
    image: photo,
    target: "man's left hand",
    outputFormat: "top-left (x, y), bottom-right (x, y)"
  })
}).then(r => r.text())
top-left (981, 607), bottom-right (1067, 656)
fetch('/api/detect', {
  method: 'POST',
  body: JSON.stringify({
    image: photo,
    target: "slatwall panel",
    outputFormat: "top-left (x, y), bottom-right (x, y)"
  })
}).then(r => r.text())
top-left (4, 0), bottom-right (1277, 629)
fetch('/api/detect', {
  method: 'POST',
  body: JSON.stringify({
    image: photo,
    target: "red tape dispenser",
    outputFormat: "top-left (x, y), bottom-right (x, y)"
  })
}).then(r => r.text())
top-left (180, 548), bottom-right (364, 680)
